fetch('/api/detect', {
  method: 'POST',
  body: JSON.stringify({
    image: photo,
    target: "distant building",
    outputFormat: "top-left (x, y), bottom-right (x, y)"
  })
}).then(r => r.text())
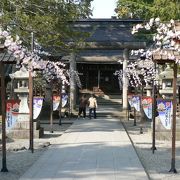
top-left (67, 18), bottom-right (146, 111)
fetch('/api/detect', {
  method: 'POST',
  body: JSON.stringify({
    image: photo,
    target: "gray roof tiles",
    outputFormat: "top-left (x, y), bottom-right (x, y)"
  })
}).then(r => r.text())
top-left (72, 19), bottom-right (144, 43)
top-left (0, 51), bottom-right (16, 63)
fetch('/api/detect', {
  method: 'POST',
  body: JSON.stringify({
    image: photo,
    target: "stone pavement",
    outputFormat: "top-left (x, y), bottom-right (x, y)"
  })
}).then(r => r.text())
top-left (19, 117), bottom-right (149, 180)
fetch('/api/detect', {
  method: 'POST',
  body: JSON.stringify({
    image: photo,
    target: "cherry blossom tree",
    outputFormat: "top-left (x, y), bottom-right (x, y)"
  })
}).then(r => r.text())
top-left (121, 18), bottom-right (180, 88)
top-left (0, 27), bottom-right (69, 85)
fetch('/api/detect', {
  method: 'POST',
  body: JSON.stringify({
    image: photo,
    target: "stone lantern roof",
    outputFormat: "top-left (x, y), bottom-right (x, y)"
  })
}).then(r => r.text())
top-left (144, 84), bottom-right (152, 90)
top-left (9, 68), bottom-right (29, 80)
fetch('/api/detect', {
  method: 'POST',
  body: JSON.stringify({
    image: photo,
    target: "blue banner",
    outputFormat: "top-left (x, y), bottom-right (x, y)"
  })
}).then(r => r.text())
top-left (33, 97), bottom-right (43, 119)
top-left (128, 94), bottom-right (134, 108)
top-left (132, 95), bottom-right (141, 112)
top-left (157, 99), bottom-right (172, 130)
top-left (62, 94), bottom-right (68, 108)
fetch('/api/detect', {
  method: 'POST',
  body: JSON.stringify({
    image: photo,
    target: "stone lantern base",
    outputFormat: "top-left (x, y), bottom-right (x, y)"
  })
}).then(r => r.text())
top-left (153, 116), bottom-right (180, 140)
top-left (7, 114), bottom-right (44, 139)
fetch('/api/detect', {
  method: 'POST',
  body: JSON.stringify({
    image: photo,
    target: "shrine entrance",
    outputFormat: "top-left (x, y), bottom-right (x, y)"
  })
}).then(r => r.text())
top-left (77, 63), bottom-right (122, 95)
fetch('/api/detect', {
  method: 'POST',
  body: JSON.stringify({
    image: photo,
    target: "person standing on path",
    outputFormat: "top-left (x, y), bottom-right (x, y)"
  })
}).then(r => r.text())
top-left (88, 94), bottom-right (97, 119)
top-left (78, 94), bottom-right (88, 119)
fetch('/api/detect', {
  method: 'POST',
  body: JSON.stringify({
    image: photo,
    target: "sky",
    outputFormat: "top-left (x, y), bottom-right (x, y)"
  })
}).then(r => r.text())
top-left (91, 0), bottom-right (117, 18)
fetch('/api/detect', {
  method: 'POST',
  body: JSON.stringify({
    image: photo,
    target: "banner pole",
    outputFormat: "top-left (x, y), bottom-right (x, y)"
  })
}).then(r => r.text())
top-left (0, 62), bottom-right (8, 172)
top-left (29, 32), bottom-right (34, 153)
top-left (59, 83), bottom-right (62, 126)
top-left (140, 87), bottom-right (144, 134)
top-left (134, 107), bottom-right (136, 126)
top-left (50, 84), bottom-right (53, 133)
top-left (169, 62), bottom-right (177, 173)
top-left (151, 61), bottom-right (157, 153)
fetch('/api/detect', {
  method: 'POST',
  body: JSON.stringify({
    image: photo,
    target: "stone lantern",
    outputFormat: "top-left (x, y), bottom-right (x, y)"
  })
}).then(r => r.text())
top-left (155, 64), bottom-right (180, 140)
top-left (8, 69), bottom-right (43, 138)
top-left (12, 69), bottom-right (29, 118)
top-left (144, 84), bottom-right (152, 96)
top-left (158, 64), bottom-right (176, 98)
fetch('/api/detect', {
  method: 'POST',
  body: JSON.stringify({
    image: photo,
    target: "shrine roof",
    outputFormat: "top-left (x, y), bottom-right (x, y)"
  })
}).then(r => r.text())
top-left (0, 46), bottom-right (16, 63)
top-left (71, 18), bottom-right (145, 43)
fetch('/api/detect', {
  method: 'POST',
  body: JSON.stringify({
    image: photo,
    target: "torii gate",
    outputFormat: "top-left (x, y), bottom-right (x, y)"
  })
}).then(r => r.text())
top-left (69, 41), bottom-right (146, 112)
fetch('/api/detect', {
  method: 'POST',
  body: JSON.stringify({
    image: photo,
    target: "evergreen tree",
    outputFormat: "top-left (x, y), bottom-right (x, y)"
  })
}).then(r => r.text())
top-left (116, 0), bottom-right (180, 21)
top-left (0, 0), bottom-right (93, 53)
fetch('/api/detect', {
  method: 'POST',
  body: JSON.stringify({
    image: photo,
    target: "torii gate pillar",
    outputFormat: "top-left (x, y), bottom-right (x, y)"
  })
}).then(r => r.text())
top-left (69, 53), bottom-right (77, 115)
top-left (122, 48), bottom-right (129, 110)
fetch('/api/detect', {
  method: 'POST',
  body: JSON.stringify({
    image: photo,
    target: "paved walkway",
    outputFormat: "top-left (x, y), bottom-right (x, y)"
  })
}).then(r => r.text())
top-left (19, 117), bottom-right (149, 180)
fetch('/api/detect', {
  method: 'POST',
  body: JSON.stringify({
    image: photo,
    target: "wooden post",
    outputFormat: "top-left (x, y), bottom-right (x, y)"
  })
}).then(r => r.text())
top-left (29, 71), bottom-right (33, 153)
top-left (59, 83), bottom-right (62, 125)
top-left (169, 62), bottom-right (177, 173)
top-left (97, 69), bottom-right (100, 88)
top-left (126, 94), bottom-right (129, 120)
top-left (29, 32), bottom-right (34, 153)
top-left (68, 90), bottom-right (71, 120)
top-left (134, 107), bottom-right (136, 126)
top-left (50, 84), bottom-right (53, 133)
top-left (0, 62), bottom-right (8, 172)
top-left (140, 86), bottom-right (144, 134)
top-left (151, 62), bottom-right (157, 153)
top-left (127, 103), bottom-right (130, 121)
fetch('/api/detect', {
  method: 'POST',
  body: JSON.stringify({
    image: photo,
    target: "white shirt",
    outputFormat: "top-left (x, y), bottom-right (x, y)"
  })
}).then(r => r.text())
top-left (88, 97), bottom-right (97, 108)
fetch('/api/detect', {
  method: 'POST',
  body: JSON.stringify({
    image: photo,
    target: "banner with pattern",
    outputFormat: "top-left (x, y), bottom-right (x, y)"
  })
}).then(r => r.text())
top-left (62, 94), bottom-right (68, 108)
top-left (157, 99), bottom-right (172, 130)
top-left (128, 94), bottom-right (134, 108)
top-left (33, 97), bottom-right (43, 119)
top-left (132, 95), bottom-right (141, 112)
top-left (142, 97), bottom-right (152, 119)
top-left (6, 99), bottom-right (21, 129)
top-left (53, 95), bottom-right (60, 111)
